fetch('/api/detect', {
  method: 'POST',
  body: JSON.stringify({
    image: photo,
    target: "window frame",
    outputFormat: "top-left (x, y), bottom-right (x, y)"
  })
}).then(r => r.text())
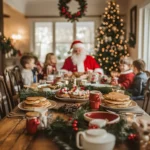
top-left (138, 1), bottom-right (150, 70)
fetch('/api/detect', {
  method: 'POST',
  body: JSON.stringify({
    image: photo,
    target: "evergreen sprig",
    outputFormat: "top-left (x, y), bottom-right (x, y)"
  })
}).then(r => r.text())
top-left (19, 88), bottom-right (55, 101)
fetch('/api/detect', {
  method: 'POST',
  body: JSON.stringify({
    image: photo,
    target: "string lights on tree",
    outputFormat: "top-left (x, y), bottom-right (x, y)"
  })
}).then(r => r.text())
top-left (94, 1), bottom-right (129, 75)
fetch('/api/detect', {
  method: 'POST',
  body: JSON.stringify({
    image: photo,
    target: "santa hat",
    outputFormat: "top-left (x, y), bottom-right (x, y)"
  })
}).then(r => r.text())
top-left (70, 40), bottom-right (85, 50)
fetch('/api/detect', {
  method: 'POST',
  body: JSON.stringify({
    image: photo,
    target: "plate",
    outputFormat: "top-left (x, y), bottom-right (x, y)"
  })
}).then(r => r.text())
top-left (18, 100), bottom-right (57, 111)
top-left (84, 111), bottom-right (120, 124)
top-left (85, 83), bottom-right (113, 88)
top-left (55, 95), bottom-right (89, 103)
top-left (101, 100), bottom-right (137, 111)
top-left (38, 84), bottom-right (60, 92)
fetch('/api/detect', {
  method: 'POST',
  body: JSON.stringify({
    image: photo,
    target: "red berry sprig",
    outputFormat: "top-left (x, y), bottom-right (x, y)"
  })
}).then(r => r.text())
top-left (128, 133), bottom-right (138, 140)
top-left (88, 124), bottom-right (99, 129)
top-left (72, 120), bottom-right (78, 131)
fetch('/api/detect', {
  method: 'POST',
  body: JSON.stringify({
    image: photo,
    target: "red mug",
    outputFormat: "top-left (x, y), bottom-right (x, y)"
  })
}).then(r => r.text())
top-left (26, 117), bottom-right (40, 134)
top-left (90, 100), bottom-right (100, 110)
top-left (89, 90), bottom-right (101, 102)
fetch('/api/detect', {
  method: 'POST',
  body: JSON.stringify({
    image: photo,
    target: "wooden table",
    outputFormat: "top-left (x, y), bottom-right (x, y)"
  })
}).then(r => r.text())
top-left (0, 102), bottom-right (150, 150)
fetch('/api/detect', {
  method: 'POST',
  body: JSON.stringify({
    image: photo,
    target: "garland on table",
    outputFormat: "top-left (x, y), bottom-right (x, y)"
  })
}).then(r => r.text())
top-left (47, 103), bottom-right (139, 150)
top-left (19, 89), bottom-right (55, 101)
top-left (58, 0), bottom-right (87, 22)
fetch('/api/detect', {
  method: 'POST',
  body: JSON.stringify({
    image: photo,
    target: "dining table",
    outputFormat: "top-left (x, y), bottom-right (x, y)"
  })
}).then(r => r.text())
top-left (1, 79), bottom-right (150, 150)
top-left (0, 99), bottom-right (150, 150)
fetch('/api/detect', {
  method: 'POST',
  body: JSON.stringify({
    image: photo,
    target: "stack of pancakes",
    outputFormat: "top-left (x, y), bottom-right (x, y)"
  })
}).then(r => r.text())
top-left (102, 92), bottom-right (132, 108)
top-left (23, 96), bottom-right (51, 109)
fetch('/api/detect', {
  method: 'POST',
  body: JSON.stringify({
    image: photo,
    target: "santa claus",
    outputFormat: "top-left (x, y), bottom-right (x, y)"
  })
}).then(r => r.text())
top-left (61, 40), bottom-right (103, 75)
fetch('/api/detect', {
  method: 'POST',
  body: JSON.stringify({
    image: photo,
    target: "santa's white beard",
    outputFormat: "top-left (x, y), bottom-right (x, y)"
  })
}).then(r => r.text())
top-left (71, 50), bottom-right (86, 66)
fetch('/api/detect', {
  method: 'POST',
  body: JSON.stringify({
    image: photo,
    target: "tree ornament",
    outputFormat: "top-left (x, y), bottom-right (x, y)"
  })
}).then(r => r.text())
top-left (104, 36), bottom-right (108, 42)
top-left (107, 37), bottom-right (112, 42)
top-left (112, 26), bottom-right (117, 31)
top-left (120, 35), bottom-right (124, 40)
top-left (58, 0), bottom-right (87, 22)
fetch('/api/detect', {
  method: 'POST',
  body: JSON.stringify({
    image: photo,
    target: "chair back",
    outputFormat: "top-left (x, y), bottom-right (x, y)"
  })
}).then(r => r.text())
top-left (0, 76), bottom-right (12, 118)
top-left (4, 68), bottom-right (17, 96)
top-left (12, 66), bottom-right (24, 91)
top-left (143, 78), bottom-right (150, 113)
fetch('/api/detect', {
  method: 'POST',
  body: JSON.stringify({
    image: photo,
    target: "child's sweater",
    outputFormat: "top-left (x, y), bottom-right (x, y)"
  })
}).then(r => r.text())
top-left (118, 70), bottom-right (135, 89)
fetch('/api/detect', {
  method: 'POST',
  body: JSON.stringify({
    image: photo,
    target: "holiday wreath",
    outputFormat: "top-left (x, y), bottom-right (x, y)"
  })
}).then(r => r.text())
top-left (58, 0), bottom-right (87, 22)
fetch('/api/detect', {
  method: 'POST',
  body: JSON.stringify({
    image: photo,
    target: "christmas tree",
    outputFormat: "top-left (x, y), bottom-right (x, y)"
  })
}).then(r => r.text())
top-left (94, 1), bottom-right (129, 75)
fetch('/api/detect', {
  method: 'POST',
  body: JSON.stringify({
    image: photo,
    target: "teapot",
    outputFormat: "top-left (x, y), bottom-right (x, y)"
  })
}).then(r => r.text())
top-left (76, 129), bottom-right (115, 150)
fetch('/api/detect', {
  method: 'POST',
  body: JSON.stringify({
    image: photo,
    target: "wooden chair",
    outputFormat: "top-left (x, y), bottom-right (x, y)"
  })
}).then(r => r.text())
top-left (0, 76), bottom-right (12, 118)
top-left (142, 78), bottom-right (150, 113)
top-left (11, 66), bottom-right (24, 92)
top-left (3, 66), bottom-right (23, 106)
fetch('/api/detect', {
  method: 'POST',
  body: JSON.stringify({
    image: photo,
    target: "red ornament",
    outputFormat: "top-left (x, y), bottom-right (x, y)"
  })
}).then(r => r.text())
top-left (68, 117), bottom-right (73, 121)
top-left (73, 120), bottom-right (78, 124)
top-left (72, 123), bottom-right (77, 127)
top-left (73, 127), bottom-right (78, 131)
top-left (76, 11), bottom-right (81, 16)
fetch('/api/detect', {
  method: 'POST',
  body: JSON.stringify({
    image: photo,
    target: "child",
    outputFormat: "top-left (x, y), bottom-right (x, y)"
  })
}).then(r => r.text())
top-left (128, 59), bottom-right (148, 99)
top-left (33, 55), bottom-right (44, 81)
top-left (118, 57), bottom-right (135, 89)
top-left (20, 55), bottom-right (35, 85)
top-left (43, 53), bottom-right (57, 76)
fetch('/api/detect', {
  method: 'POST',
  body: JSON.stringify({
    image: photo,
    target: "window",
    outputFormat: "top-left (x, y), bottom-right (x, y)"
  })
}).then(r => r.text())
top-left (35, 22), bottom-right (53, 62)
top-left (139, 2), bottom-right (150, 70)
top-left (55, 22), bottom-right (73, 61)
top-left (76, 22), bottom-right (95, 54)
top-left (34, 21), bottom-right (95, 62)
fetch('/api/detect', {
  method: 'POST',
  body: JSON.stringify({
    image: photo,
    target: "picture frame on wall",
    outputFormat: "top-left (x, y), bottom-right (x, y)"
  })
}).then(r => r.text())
top-left (130, 6), bottom-right (137, 37)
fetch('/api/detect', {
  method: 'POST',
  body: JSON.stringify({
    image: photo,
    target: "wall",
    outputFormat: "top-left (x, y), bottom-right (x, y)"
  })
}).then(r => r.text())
top-left (4, 3), bottom-right (30, 53)
top-left (126, 0), bottom-right (150, 60)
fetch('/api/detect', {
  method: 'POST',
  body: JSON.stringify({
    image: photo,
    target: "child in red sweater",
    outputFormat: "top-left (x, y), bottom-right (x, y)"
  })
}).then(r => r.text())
top-left (118, 57), bottom-right (135, 89)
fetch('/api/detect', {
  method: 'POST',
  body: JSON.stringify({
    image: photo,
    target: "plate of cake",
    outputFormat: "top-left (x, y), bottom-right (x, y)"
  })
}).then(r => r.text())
top-left (18, 96), bottom-right (57, 111)
top-left (101, 92), bottom-right (137, 111)
top-left (55, 87), bottom-right (89, 102)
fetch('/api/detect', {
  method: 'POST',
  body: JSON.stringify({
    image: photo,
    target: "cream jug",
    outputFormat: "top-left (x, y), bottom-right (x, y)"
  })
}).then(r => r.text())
top-left (76, 129), bottom-right (116, 150)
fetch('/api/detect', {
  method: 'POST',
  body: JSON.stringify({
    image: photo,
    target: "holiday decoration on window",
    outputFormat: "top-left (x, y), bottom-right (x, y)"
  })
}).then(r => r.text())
top-left (94, 1), bottom-right (129, 75)
top-left (0, 33), bottom-right (21, 58)
top-left (58, 0), bottom-right (87, 22)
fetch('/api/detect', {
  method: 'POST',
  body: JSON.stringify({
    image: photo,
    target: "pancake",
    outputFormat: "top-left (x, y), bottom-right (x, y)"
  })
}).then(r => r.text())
top-left (103, 101), bottom-right (132, 108)
top-left (26, 112), bottom-right (40, 117)
top-left (26, 96), bottom-right (46, 101)
top-left (33, 100), bottom-right (50, 107)
top-left (103, 99), bottom-right (131, 105)
top-left (23, 100), bottom-right (51, 109)
top-left (24, 100), bottom-right (40, 105)
top-left (104, 92), bottom-right (130, 101)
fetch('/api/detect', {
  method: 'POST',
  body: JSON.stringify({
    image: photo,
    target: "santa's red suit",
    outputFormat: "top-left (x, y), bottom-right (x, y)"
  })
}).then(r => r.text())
top-left (62, 55), bottom-right (102, 73)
